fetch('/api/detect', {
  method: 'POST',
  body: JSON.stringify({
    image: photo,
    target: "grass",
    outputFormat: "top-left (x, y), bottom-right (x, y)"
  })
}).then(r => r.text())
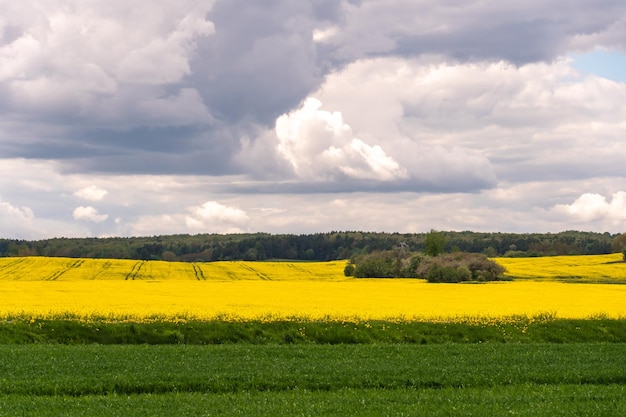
top-left (1, 386), bottom-right (625, 417)
top-left (2, 315), bottom-right (626, 344)
top-left (0, 343), bottom-right (624, 416)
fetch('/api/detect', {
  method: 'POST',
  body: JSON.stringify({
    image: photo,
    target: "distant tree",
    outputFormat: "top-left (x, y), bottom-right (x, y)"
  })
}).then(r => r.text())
top-left (344, 262), bottom-right (355, 277)
top-left (483, 246), bottom-right (497, 257)
top-left (424, 229), bottom-right (445, 257)
top-left (254, 242), bottom-right (266, 260)
top-left (243, 248), bottom-right (259, 261)
top-left (612, 233), bottom-right (626, 253)
top-left (161, 251), bottom-right (178, 262)
top-left (16, 244), bottom-right (38, 257)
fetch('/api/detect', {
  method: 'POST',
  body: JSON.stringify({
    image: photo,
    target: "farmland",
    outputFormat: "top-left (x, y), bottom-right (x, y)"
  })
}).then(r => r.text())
top-left (1, 254), bottom-right (625, 415)
top-left (1, 255), bottom-right (626, 320)
top-left (1, 344), bottom-right (625, 416)
top-left (497, 252), bottom-right (626, 283)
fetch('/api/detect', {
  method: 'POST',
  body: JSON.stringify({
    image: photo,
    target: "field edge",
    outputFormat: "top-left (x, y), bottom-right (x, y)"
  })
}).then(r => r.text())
top-left (2, 315), bottom-right (626, 344)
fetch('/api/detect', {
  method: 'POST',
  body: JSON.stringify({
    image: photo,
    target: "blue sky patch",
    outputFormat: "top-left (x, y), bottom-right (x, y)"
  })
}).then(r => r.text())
top-left (570, 49), bottom-right (626, 82)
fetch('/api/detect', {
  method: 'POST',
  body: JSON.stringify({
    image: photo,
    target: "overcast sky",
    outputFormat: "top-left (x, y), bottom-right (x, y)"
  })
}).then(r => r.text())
top-left (2, 0), bottom-right (626, 239)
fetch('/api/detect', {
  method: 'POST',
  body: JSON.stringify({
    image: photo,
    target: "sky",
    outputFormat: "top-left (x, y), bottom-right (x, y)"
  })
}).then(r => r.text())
top-left (1, 0), bottom-right (626, 239)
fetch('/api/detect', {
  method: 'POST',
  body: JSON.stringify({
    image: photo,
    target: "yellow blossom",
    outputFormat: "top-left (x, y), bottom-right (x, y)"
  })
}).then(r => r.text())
top-left (0, 256), bottom-right (624, 322)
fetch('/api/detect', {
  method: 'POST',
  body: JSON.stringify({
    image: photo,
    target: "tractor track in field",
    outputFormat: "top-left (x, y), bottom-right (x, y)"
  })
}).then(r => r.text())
top-left (240, 263), bottom-right (271, 280)
top-left (192, 263), bottom-right (206, 280)
top-left (90, 261), bottom-right (112, 280)
top-left (45, 259), bottom-right (85, 281)
top-left (125, 261), bottom-right (145, 281)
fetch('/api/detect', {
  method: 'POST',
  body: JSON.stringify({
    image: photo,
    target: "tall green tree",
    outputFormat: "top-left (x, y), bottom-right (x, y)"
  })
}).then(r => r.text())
top-left (424, 229), bottom-right (445, 257)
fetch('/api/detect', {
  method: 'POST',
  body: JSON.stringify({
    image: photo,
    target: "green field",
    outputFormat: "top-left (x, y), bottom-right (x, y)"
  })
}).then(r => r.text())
top-left (1, 344), bottom-right (624, 416)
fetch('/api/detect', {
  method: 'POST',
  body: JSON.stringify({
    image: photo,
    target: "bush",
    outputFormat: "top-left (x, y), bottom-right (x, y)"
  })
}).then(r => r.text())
top-left (354, 256), bottom-right (395, 278)
top-left (350, 250), bottom-right (506, 282)
top-left (353, 250), bottom-right (424, 278)
top-left (417, 253), bottom-right (505, 283)
top-left (456, 266), bottom-right (472, 281)
top-left (426, 266), bottom-right (462, 283)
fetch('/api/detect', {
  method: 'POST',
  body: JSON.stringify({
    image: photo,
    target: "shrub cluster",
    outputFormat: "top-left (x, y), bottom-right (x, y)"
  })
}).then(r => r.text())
top-left (416, 252), bottom-right (505, 283)
top-left (346, 250), bottom-right (505, 282)
top-left (346, 251), bottom-right (424, 278)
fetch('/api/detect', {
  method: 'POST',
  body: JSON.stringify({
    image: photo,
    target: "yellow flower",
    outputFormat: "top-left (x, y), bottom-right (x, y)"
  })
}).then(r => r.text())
top-left (0, 256), bottom-right (624, 322)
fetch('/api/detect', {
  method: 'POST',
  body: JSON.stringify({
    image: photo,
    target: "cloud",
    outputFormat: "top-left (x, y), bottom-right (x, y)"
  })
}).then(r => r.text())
top-left (554, 192), bottom-right (626, 223)
top-left (242, 57), bottom-right (505, 191)
top-left (0, 198), bottom-right (35, 235)
top-left (185, 201), bottom-right (249, 232)
top-left (327, 1), bottom-right (626, 63)
top-left (115, 11), bottom-right (215, 84)
top-left (73, 206), bottom-right (109, 223)
top-left (1, 2), bottom-right (214, 84)
top-left (74, 185), bottom-right (108, 202)
top-left (312, 56), bottom-right (626, 185)
top-left (237, 53), bottom-right (626, 194)
top-left (2, 1), bottom-right (626, 239)
top-left (128, 215), bottom-right (185, 237)
top-left (0, 1), bottom-right (215, 127)
top-left (189, 0), bottom-right (331, 125)
top-left (275, 97), bottom-right (407, 181)
top-left (7, 1), bottom-right (625, 180)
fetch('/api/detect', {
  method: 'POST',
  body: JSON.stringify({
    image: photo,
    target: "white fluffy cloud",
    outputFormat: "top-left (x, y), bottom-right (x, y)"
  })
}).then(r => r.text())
top-left (186, 201), bottom-right (249, 233)
top-left (264, 58), bottom-right (507, 190)
top-left (312, 56), bottom-right (626, 184)
top-left (74, 185), bottom-right (108, 202)
top-left (276, 97), bottom-right (407, 181)
top-left (555, 192), bottom-right (626, 223)
top-left (73, 206), bottom-right (109, 223)
top-left (0, 198), bottom-right (35, 234)
top-left (0, 1), bottom-right (215, 126)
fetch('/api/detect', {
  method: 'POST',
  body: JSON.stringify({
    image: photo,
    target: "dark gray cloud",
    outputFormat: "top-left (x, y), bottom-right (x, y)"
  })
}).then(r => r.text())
top-left (324, 0), bottom-right (626, 63)
top-left (190, 0), bottom-right (338, 125)
top-left (395, 19), bottom-right (563, 64)
top-left (218, 175), bottom-right (495, 195)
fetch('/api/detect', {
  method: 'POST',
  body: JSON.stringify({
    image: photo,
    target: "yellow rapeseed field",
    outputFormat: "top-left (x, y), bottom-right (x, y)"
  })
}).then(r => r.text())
top-left (496, 253), bottom-right (626, 283)
top-left (0, 256), bottom-right (624, 321)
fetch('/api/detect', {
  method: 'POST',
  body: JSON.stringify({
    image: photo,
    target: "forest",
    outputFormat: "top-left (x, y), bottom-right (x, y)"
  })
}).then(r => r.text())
top-left (0, 230), bottom-right (623, 262)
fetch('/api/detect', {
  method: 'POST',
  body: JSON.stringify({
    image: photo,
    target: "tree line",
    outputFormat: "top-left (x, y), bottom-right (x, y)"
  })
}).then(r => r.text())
top-left (0, 230), bottom-right (623, 262)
